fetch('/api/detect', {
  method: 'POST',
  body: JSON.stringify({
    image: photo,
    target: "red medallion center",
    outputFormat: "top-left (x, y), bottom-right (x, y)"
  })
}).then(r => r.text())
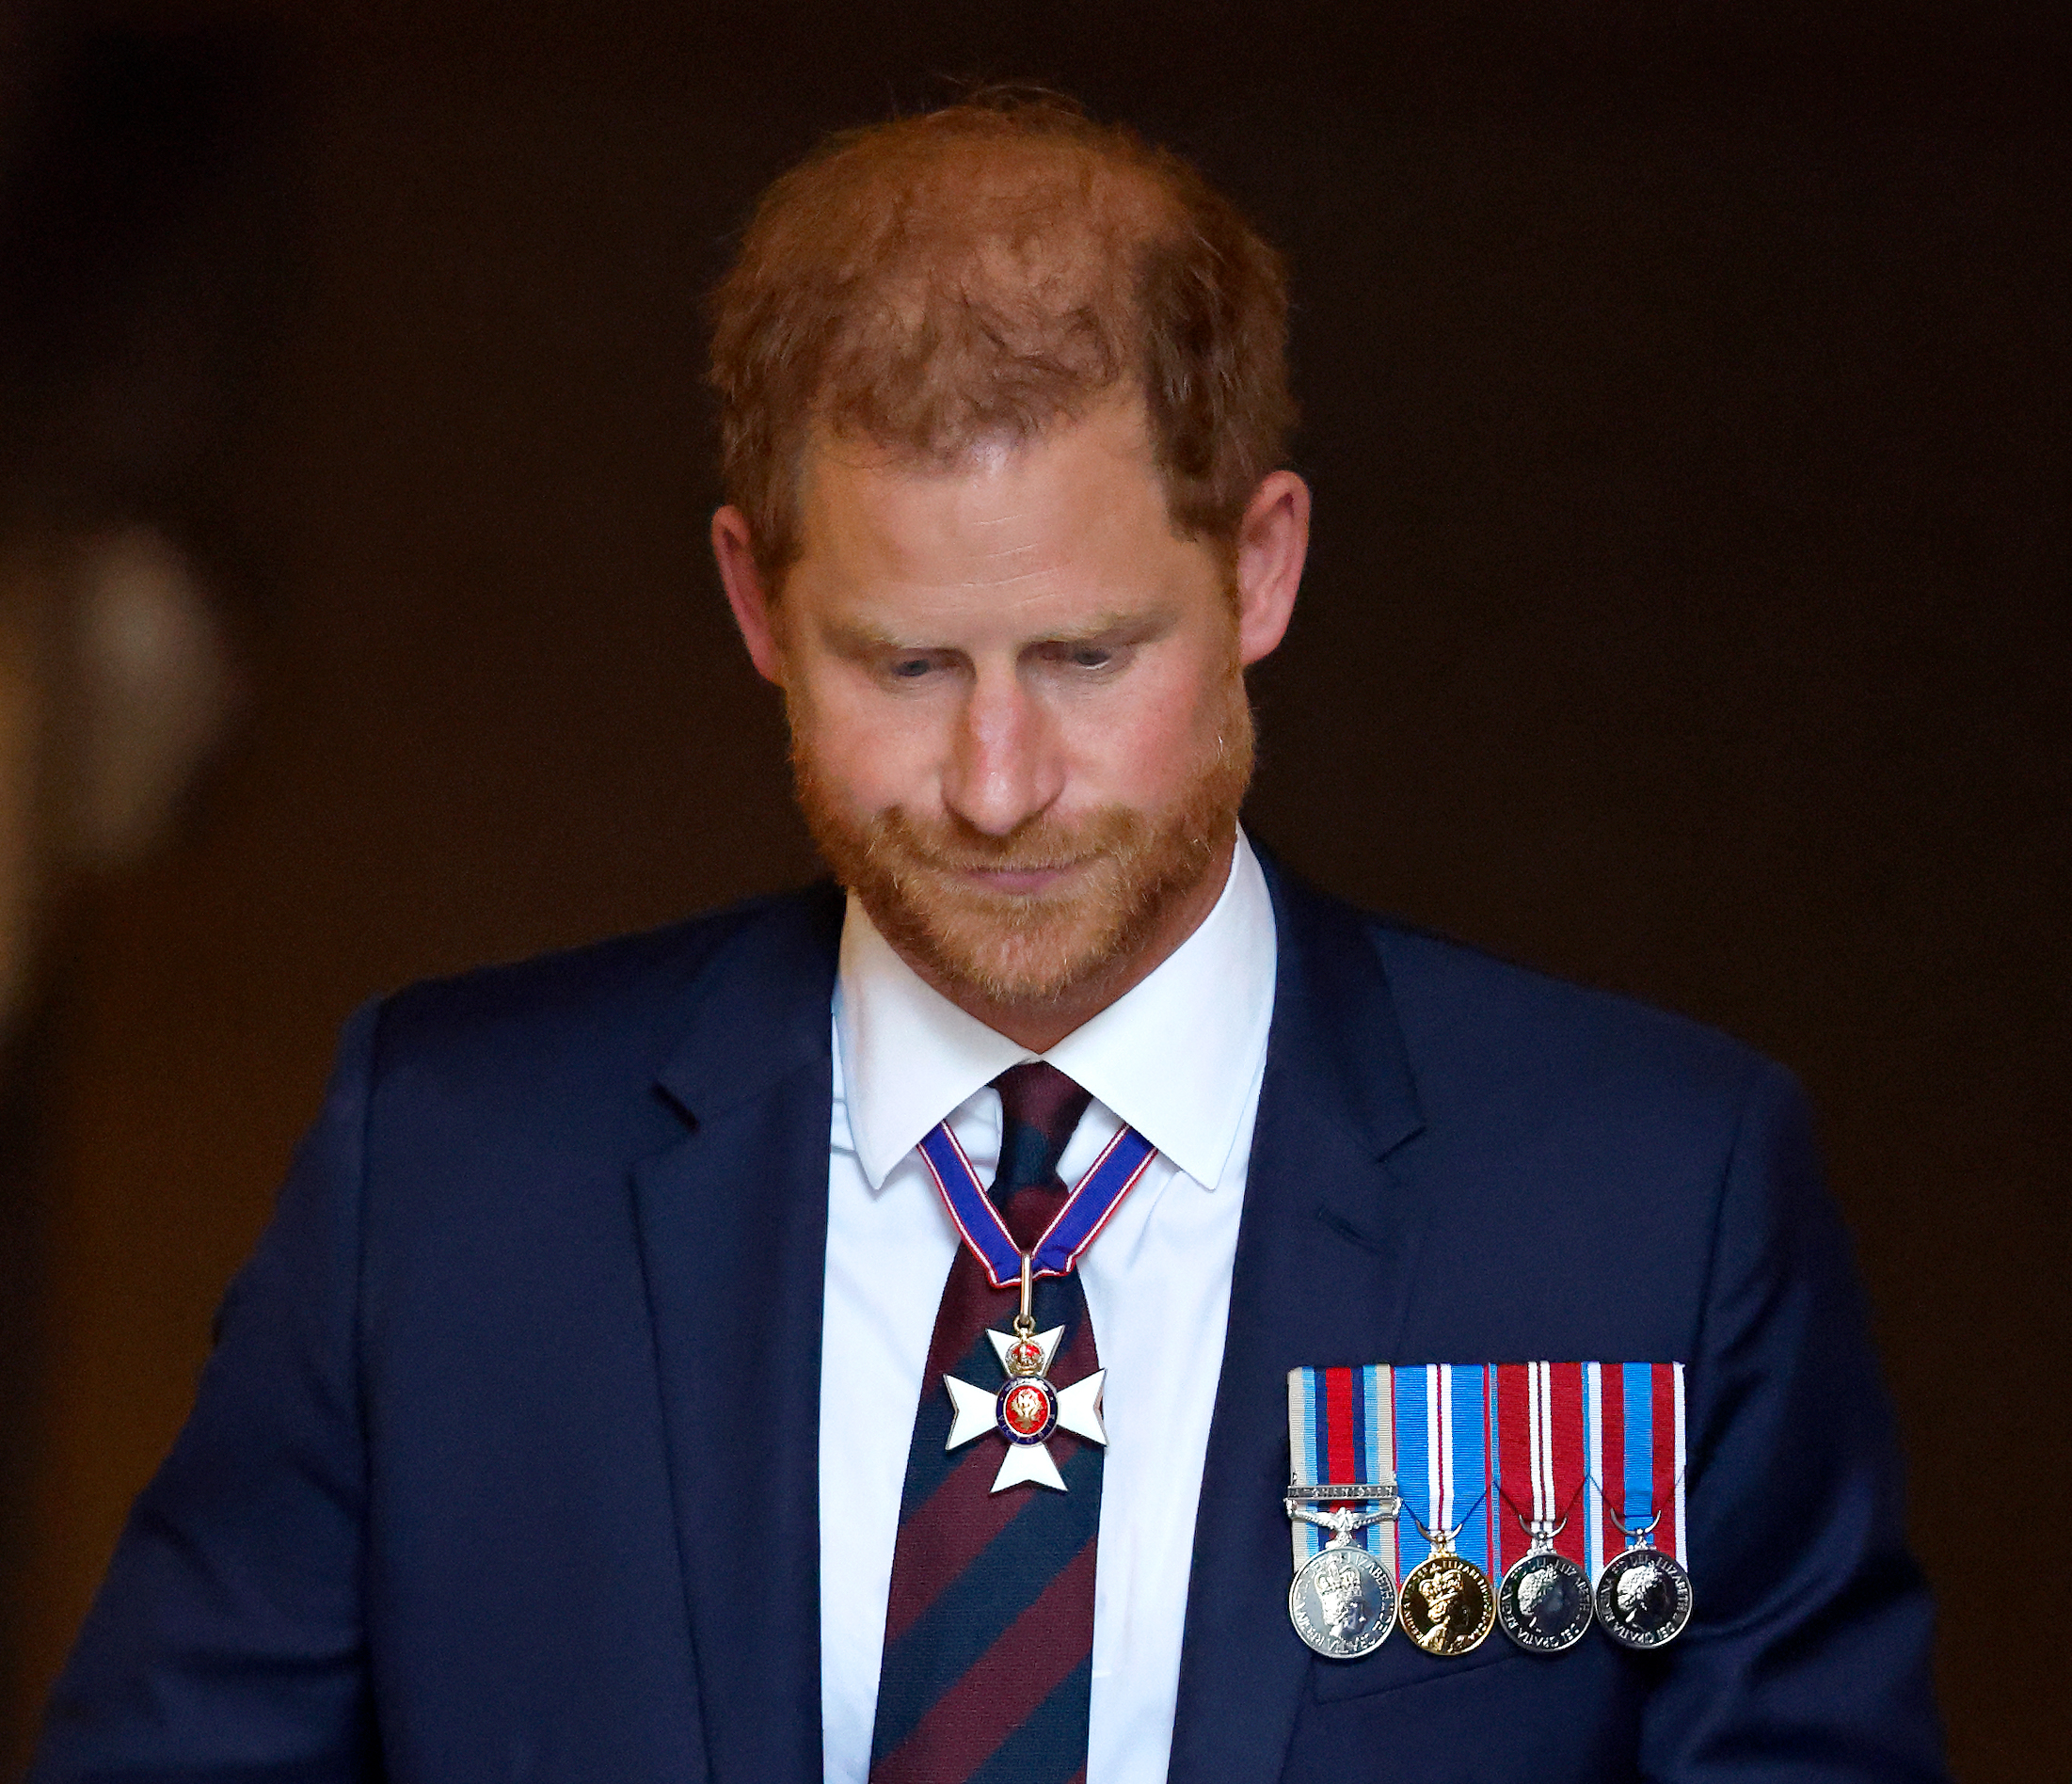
top-left (998, 1378), bottom-right (1057, 1442)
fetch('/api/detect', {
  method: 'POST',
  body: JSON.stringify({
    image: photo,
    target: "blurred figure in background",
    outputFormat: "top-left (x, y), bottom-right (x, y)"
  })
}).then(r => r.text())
top-left (0, 16), bottom-right (285, 1765)
top-left (0, 523), bottom-right (234, 1036)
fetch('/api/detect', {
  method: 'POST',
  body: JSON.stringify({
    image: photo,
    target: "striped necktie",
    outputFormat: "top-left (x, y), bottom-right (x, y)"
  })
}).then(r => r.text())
top-left (869, 1062), bottom-right (1101, 1784)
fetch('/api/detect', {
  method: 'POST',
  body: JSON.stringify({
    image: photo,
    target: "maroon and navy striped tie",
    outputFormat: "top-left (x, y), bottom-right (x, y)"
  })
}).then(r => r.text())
top-left (869, 1062), bottom-right (1101, 1784)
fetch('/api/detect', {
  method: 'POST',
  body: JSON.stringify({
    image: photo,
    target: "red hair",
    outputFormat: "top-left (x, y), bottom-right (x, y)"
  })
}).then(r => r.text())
top-left (709, 92), bottom-right (1295, 584)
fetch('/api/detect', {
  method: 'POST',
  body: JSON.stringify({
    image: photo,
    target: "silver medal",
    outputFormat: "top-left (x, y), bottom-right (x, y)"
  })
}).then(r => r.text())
top-left (1595, 1528), bottom-right (1693, 1649)
top-left (1288, 1541), bottom-right (1397, 1659)
top-left (1497, 1520), bottom-right (1593, 1654)
top-left (1283, 1488), bottom-right (1400, 1659)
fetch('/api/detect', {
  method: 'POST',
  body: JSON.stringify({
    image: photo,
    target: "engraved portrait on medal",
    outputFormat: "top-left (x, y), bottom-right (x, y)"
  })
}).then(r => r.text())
top-left (1595, 1542), bottom-right (1694, 1649)
top-left (1286, 1543), bottom-right (1397, 1660)
top-left (1496, 1550), bottom-right (1594, 1653)
top-left (1397, 1550), bottom-right (1496, 1656)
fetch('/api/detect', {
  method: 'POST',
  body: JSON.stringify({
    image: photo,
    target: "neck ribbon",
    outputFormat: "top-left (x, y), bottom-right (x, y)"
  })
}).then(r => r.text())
top-left (916, 1116), bottom-right (1156, 1290)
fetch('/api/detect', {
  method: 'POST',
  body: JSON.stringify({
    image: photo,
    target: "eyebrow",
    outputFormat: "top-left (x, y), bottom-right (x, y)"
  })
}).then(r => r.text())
top-left (821, 609), bottom-right (1172, 657)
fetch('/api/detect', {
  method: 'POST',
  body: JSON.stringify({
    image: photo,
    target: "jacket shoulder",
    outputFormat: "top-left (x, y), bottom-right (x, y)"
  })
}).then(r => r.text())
top-left (1251, 852), bottom-right (1783, 1175)
top-left (1371, 916), bottom-right (1776, 1123)
top-left (1285, 887), bottom-right (1803, 1362)
top-left (368, 881), bottom-right (844, 1088)
top-left (1267, 863), bottom-right (1778, 1124)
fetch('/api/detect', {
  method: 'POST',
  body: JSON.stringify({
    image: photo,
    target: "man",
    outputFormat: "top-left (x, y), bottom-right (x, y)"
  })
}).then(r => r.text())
top-left (34, 95), bottom-right (1945, 1783)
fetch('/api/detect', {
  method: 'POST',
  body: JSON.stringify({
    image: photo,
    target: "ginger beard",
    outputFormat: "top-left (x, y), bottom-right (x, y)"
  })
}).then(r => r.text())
top-left (791, 661), bottom-right (1255, 1011)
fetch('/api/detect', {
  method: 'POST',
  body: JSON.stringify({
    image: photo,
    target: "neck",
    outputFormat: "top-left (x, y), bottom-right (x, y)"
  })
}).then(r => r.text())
top-left (904, 829), bottom-right (1238, 1053)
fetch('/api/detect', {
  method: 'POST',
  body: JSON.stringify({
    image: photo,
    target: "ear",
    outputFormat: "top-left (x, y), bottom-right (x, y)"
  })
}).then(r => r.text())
top-left (711, 506), bottom-right (785, 685)
top-left (1232, 470), bottom-right (1310, 668)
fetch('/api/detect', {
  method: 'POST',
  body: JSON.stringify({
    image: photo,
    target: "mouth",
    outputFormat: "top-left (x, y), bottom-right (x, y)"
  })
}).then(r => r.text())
top-left (953, 861), bottom-right (1088, 897)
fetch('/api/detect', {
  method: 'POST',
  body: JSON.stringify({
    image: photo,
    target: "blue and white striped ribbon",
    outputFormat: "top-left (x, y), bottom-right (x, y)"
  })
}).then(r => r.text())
top-left (1393, 1363), bottom-right (1499, 1579)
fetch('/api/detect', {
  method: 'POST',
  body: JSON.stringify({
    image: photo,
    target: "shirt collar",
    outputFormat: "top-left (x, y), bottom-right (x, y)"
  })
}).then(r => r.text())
top-left (837, 828), bottom-right (1278, 1191)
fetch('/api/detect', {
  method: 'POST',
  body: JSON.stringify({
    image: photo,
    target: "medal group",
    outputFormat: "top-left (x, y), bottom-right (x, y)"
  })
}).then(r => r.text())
top-left (1284, 1362), bottom-right (1693, 1662)
top-left (916, 1117), bottom-right (1696, 1664)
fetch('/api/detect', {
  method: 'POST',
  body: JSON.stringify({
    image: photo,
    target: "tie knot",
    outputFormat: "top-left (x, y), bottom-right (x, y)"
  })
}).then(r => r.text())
top-left (990, 1061), bottom-right (1092, 1203)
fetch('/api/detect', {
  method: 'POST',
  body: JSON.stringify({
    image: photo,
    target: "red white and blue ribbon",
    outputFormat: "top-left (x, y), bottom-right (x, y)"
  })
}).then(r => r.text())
top-left (1287, 1363), bottom-right (1396, 1568)
top-left (1583, 1361), bottom-right (1687, 1580)
top-left (1289, 1360), bottom-right (1689, 1585)
top-left (1393, 1363), bottom-right (1498, 1580)
top-left (916, 1118), bottom-right (1157, 1290)
top-left (1491, 1362), bottom-right (1592, 1577)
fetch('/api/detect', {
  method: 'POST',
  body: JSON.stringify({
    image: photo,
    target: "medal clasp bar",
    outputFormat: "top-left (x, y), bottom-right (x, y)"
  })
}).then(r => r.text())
top-left (1286, 1479), bottom-right (1400, 1512)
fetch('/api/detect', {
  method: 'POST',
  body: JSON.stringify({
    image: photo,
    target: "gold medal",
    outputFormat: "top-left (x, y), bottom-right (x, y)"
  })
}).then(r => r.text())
top-left (1397, 1526), bottom-right (1495, 1656)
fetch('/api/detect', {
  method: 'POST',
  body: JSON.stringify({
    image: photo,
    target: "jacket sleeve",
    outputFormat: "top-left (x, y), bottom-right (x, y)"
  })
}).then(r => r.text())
top-left (1648, 1059), bottom-right (1947, 1782)
top-left (32, 1001), bottom-right (382, 1784)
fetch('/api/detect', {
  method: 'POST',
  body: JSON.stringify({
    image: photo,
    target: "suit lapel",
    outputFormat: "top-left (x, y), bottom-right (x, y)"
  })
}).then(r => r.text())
top-left (1168, 862), bottom-right (1427, 1784)
top-left (630, 886), bottom-right (845, 1784)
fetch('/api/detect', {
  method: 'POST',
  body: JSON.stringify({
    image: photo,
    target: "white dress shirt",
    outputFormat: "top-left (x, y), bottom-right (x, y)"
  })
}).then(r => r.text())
top-left (819, 830), bottom-right (1278, 1784)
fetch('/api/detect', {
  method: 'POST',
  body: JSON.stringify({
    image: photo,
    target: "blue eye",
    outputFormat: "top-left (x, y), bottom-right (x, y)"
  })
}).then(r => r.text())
top-left (890, 658), bottom-right (932, 679)
top-left (1070, 647), bottom-right (1112, 670)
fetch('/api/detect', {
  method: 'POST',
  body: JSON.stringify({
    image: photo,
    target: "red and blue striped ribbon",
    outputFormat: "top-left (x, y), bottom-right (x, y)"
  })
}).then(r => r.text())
top-left (1583, 1361), bottom-right (1687, 1581)
top-left (1287, 1363), bottom-right (1395, 1568)
top-left (916, 1119), bottom-right (1157, 1290)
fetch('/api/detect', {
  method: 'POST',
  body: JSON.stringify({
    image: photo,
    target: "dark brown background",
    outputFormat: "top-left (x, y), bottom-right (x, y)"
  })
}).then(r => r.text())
top-left (3, 3), bottom-right (2065, 1778)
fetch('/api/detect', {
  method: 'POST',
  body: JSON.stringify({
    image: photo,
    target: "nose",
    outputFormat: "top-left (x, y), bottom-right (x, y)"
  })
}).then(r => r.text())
top-left (940, 661), bottom-right (1063, 836)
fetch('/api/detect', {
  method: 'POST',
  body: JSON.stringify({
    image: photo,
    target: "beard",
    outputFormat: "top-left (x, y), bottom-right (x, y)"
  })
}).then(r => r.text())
top-left (792, 673), bottom-right (1255, 1011)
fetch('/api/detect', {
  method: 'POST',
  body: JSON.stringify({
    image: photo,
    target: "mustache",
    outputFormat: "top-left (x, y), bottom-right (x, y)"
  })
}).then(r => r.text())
top-left (864, 809), bottom-right (1142, 877)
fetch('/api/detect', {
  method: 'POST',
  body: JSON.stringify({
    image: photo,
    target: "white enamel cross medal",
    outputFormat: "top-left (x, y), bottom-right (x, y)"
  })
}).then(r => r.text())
top-left (944, 1318), bottom-right (1108, 1493)
top-left (916, 1116), bottom-right (1155, 1494)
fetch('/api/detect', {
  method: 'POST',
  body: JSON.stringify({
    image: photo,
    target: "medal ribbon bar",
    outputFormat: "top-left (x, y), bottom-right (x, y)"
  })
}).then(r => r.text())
top-left (1491, 1362), bottom-right (1591, 1576)
top-left (1394, 1363), bottom-right (1500, 1579)
top-left (1288, 1482), bottom-right (1404, 1504)
top-left (1286, 1361), bottom-right (1694, 1642)
top-left (1583, 1361), bottom-right (1687, 1581)
top-left (1285, 1365), bottom-right (1398, 1569)
top-left (917, 1119), bottom-right (1158, 1290)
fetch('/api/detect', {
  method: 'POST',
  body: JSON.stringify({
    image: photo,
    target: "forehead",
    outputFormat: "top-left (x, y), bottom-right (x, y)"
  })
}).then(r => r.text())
top-left (786, 401), bottom-right (1213, 632)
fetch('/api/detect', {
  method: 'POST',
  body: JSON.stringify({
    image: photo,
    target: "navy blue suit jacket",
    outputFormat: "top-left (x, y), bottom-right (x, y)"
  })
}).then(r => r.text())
top-left (36, 863), bottom-right (1946, 1782)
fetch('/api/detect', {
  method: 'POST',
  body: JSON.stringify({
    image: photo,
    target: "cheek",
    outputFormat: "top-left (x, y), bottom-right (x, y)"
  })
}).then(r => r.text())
top-left (1061, 656), bottom-right (1233, 802)
top-left (790, 673), bottom-right (941, 812)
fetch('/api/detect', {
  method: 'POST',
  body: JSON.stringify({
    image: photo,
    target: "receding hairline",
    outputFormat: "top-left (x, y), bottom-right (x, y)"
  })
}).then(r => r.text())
top-left (775, 105), bottom-right (1188, 251)
top-left (709, 93), bottom-right (1296, 592)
